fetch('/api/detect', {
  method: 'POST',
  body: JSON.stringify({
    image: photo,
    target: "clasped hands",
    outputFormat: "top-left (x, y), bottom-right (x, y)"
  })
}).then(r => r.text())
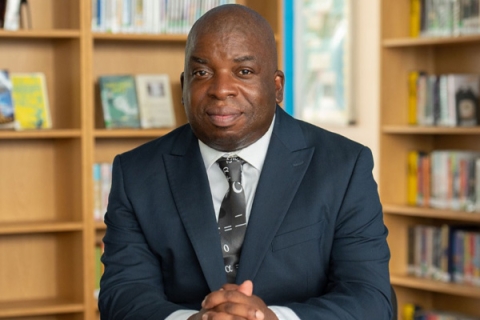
top-left (188, 280), bottom-right (278, 320)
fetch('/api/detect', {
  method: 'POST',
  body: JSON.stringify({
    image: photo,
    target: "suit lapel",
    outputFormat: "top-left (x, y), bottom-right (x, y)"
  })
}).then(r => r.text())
top-left (164, 127), bottom-right (226, 291)
top-left (237, 108), bottom-right (314, 283)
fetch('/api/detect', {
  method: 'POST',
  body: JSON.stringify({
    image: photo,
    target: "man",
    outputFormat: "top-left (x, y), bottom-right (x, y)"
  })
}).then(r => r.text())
top-left (99, 4), bottom-right (392, 320)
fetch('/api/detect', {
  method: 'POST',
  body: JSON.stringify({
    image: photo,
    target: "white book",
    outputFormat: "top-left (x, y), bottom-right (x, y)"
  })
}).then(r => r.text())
top-left (4, 0), bottom-right (20, 30)
top-left (100, 162), bottom-right (112, 218)
top-left (135, 74), bottom-right (176, 128)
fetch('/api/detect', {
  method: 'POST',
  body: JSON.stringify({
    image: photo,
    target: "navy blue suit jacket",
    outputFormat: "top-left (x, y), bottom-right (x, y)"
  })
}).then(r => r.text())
top-left (99, 106), bottom-right (392, 319)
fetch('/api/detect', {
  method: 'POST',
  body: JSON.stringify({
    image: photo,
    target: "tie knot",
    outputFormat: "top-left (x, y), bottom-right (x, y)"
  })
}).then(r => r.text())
top-left (217, 156), bottom-right (244, 183)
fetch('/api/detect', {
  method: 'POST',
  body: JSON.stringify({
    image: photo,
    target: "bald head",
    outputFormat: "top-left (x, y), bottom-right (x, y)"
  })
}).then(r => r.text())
top-left (185, 4), bottom-right (278, 70)
top-left (180, 4), bottom-right (285, 151)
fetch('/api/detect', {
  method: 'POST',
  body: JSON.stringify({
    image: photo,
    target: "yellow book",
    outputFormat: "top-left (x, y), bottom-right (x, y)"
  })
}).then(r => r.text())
top-left (407, 150), bottom-right (419, 205)
top-left (402, 303), bottom-right (417, 320)
top-left (410, 0), bottom-right (421, 37)
top-left (408, 71), bottom-right (419, 125)
top-left (11, 72), bottom-right (51, 129)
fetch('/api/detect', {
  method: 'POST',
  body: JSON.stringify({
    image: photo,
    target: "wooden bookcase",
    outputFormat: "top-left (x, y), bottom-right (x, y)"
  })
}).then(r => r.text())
top-left (380, 1), bottom-right (480, 318)
top-left (0, 0), bottom-right (282, 319)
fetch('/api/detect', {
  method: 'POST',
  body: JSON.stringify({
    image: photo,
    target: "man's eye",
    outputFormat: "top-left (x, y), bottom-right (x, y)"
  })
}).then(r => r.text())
top-left (193, 70), bottom-right (208, 77)
top-left (239, 69), bottom-right (252, 75)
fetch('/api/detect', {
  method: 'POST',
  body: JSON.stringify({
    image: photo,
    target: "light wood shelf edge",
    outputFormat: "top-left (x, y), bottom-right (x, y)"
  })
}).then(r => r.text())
top-left (0, 129), bottom-right (82, 139)
top-left (382, 126), bottom-right (480, 135)
top-left (94, 221), bottom-right (106, 230)
top-left (0, 222), bottom-right (84, 235)
top-left (0, 30), bottom-right (81, 38)
top-left (391, 274), bottom-right (480, 298)
top-left (94, 128), bottom-right (173, 138)
top-left (383, 34), bottom-right (480, 47)
top-left (0, 299), bottom-right (84, 318)
top-left (384, 204), bottom-right (480, 222)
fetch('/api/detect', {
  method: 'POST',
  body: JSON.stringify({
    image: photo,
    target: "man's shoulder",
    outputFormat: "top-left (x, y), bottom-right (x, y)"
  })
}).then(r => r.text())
top-left (117, 124), bottom-right (192, 162)
top-left (293, 117), bottom-right (366, 153)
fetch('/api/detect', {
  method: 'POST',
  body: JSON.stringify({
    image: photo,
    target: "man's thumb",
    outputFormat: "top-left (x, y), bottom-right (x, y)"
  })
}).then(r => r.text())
top-left (237, 280), bottom-right (253, 296)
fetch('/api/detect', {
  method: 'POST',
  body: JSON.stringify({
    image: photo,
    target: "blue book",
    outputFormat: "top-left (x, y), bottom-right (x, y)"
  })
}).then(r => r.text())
top-left (0, 70), bottom-right (15, 129)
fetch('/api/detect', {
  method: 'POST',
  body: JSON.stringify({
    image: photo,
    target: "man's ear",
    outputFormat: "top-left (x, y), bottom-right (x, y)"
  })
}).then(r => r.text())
top-left (274, 70), bottom-right (285, 104)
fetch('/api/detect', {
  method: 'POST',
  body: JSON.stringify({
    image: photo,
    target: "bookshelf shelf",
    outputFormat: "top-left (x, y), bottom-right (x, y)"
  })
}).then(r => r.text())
top-left (383, 34), bottom-right (480, 47)
top-left (94, 128), bottom-right (173, 138)
top-left (382, 126), bottom-right (480, 135)
top-left (94, 221), bottom-right (106, 230)
top-left (383, 204), bottom-right (480, 223)
top-left (380, 1), bottom-right (480, 318)
top-left (0, 299), bottom-right (84, 318)
top-left (0, 30), bottom-right (81, 38)
top-left (0, 129), bottom-right (82, 139)
top-left (93, 32), bottom-right (188, 42)
top-left (0, 1), bottom-right (283, 319)
top-left (0, 222), bottom-right (84, 235)
top-left (391, 275), bottom-right (480, 298)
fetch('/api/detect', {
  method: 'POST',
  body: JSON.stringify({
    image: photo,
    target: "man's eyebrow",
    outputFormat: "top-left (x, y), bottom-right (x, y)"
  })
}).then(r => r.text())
top-left (190, 56), bottom-right (208, 64)
top-left (234, 55), bottom-right (256, 63)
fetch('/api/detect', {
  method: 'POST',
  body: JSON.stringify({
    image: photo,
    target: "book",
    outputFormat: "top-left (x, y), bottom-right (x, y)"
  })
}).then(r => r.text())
top-left (451, 74), bottom-right (480, 126)
top-left (99, 75), bottom-right (141, 128)
top-left (476, 158), bottom-right (480, 213)
top-left (11, 72), bottom-right (52, 129)
top-left (3, 0), bottom-right (20, 30)
top-left (416, 72), bottom-right (428, 125)
top-left (93, 163), bottom-right (102, 221)
top-left (410, 0), bottom-right (422, 37)
top-left (134, 74), bottom-right (176, 129)
top-left (0, 0), bottom-right (7, 28)
top-left (0, 70), bottom-right (15, 129)
top-left (100, 162), bottom-right (112, 218)
top-left (408, 71), bottom-right (419, 125)
top-left (407, 150), bottom-right (420, 205)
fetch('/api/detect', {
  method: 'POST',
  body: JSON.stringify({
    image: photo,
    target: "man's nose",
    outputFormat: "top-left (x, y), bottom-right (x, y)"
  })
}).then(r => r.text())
top-left (207, 71), bottom-right (238, 100)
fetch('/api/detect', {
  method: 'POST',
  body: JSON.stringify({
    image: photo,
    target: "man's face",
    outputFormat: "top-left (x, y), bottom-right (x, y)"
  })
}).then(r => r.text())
top-left (181, 28), bottom-right (284, 152)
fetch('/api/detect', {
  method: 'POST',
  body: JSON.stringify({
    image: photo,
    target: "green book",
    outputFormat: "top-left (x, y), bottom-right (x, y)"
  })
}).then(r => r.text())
top-left (99, 75), bottom-right (141, 129)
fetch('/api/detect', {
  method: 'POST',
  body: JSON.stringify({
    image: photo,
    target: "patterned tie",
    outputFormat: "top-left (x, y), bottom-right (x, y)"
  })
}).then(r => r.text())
top-left (217, 156), bottom-right (247, 283)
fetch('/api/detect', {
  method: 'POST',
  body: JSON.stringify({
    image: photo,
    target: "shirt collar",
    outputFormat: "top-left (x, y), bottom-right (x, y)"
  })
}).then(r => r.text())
top-left (198, 115), bottom-right (275, 172)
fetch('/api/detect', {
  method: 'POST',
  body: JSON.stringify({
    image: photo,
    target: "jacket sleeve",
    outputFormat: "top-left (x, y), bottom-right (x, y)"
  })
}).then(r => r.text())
top-left (98, 155), bottom-right (184, 320)
top-left (288, 147), bottom-right (393, 319)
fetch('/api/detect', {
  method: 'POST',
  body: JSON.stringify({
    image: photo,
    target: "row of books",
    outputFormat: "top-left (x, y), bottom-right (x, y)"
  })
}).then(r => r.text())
top-left (403, 303), bottom-right (480, 320)
top-left (99, 74), bottom-right (175, 129)
top-left (0, 70), bottom-right (51, 130)
top-left (408, 72), bottom-right (480, 127)
top-left (407, 224), bottom-right (480, 287)
top-left (407, 150), bottom-right (480, 212)
top-left (410, 0), bottom-right (480, 38)
top-left (92, 0), bottom-right (236, 34)
top-left (93, 162), bottom-right (112, 221)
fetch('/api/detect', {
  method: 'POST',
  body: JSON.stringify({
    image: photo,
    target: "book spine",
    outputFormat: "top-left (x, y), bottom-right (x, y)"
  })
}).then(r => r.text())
top-left (100, 162), bottom-right (112, 218)
top-left (411, 0), bottom-right (422, 37)
top-left (408, 151), bottom-right (420, 205)
top-left (474, 232), bottom-right (480, 286)
top-left (409, 71), bottom-right (419, 124)
top-left (476, 158), bottom-right (480, 212)
top-left (93, 163), bottom-right (102, 221)
top-left (3, 0), bottom-right (20, 30)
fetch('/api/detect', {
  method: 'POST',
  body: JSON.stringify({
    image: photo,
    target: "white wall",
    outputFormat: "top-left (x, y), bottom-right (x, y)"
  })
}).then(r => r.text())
top-left (320, 0), bottom-right (381, 179)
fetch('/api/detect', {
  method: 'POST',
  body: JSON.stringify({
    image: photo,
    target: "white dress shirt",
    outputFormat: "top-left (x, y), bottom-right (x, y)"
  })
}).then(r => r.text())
top-left (166, 116), bottom-right (300, 320)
